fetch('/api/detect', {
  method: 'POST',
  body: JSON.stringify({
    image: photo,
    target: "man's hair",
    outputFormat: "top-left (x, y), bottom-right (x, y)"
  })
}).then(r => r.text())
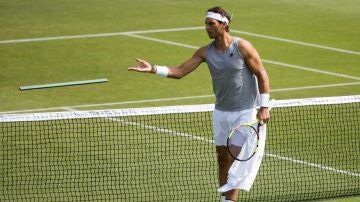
top-left (207, 6), bottom-right (232, 32)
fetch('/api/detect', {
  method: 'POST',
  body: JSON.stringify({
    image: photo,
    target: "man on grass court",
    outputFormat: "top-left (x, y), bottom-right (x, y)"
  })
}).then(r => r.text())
top-left (128, 6), bottom-right (271, 202)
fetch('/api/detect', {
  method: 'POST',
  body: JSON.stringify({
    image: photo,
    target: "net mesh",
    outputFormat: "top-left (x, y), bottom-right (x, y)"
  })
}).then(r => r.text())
top-left (1, 96), bottom-right (359, 201)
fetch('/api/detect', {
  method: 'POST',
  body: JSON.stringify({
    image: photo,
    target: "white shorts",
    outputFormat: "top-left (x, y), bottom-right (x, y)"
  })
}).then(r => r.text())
top-left (214, 108), bottom-right (268, 192)
top-left (213, 108), bottom-right (257, 146)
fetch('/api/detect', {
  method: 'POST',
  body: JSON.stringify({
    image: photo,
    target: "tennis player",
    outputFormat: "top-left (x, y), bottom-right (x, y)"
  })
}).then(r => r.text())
top-left (128, 6), bottom-right (270, 202)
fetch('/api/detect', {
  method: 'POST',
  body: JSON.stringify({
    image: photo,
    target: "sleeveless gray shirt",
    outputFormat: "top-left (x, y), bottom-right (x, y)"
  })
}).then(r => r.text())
top-left (205, 37), bottom-right (259, 111)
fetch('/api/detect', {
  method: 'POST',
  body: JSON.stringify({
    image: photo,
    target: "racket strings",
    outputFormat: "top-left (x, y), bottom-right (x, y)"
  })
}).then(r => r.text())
top-left (227, 124), bottom-right (259, 161)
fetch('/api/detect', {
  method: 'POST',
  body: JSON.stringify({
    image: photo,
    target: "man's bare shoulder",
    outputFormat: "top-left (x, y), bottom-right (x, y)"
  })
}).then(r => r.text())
top-left (236, 38), bottom-right (255, 57)
top-left (194, 45), bottom-right (209, 60)
top-left (237, 38), bottom-right (253, 50)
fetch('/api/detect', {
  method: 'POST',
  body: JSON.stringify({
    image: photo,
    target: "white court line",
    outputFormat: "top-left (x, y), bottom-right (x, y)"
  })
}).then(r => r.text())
top-left (121, 119), bottom-right (360, 178)
top-left (63, 107), bottom-right (360, 178)
top-left (262, 60), bottom-right (360, 81)
top-left (63, 107), bottom-right (213, 143)
top-left (126, 33), bottom-right (360, 81)
top-left (64, 107), bottom-right (213, 144)
top-left (231, 30), bottom-right (360, 55)
top-left (0, 95), bottom-right (213, 114)
top-left (271, 82), bottom-right (360, 92)
top-left (123, 33), bottom-right (199, 49)
top-left (1, 82), bottom-right (360, 114)
top-left (0, 27), bottom-right (202, 44)
top-left (123, 120), bottom-right (360, 177)
top-left (1, 26), bottom-right (359, 55)
top-left (266, 154), bottom-right (360, 177)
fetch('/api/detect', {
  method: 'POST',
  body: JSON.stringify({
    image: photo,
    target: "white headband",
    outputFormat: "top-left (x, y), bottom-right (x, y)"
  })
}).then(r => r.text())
top-left (206, 11), bottom-right (229, 25)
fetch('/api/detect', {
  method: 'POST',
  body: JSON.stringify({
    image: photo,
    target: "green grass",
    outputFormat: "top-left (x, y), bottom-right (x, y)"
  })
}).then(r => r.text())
top-left (0, 0), bottom-right (359, 201)
top-left (0, 0), bottom-right (359, 112)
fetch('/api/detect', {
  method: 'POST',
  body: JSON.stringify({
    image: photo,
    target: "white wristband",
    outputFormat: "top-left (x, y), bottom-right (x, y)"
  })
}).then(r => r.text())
top-left (155, 65), bottom-right (169, 77)
top-left (259, 94), bottom-right (270, 107)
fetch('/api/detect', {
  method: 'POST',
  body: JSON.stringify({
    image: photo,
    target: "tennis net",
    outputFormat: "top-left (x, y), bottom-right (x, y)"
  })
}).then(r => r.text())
top-left (1, 95), bottom-right (359, 201)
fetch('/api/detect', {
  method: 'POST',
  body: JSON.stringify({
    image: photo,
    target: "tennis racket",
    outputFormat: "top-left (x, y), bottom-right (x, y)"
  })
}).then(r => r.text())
top-left (226, 120), bottom-right (262, 162)
top-left (227, 101), bottom-right (274, 162)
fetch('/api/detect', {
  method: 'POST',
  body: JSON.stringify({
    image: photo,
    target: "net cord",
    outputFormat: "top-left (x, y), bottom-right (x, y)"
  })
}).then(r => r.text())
top-left (0, 95), bottom-right (359, 122)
